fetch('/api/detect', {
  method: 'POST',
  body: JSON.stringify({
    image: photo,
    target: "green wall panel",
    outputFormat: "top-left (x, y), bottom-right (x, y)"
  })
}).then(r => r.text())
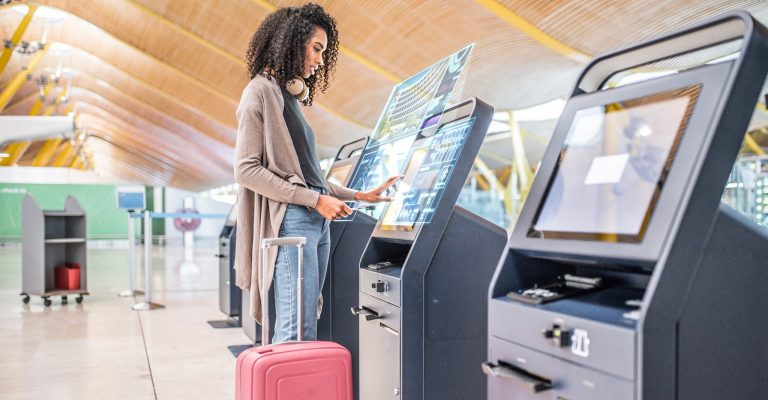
top-left (0, 183), bottom-right (130, 240)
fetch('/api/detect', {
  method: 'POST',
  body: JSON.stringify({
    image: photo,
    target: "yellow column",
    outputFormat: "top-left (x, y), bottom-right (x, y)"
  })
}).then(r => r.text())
top-left (31, 137), bottom-right (63, 166)
top-left (472, 0), bottom-right (590, 63)
top-left (744, 133), bottom-right (765, 155)
top-left (474, 157), bottom-right (514, 215)
top-left (508, 112), bottom-right (534, 198)
top-left (51, 142), bottom-right (75, 167)
top-left (0, 4), bottom-right (38, 75)
top-left (70, 156), bottom-right (83, 169)
top-left (0, 44), bottom-right (48, 111)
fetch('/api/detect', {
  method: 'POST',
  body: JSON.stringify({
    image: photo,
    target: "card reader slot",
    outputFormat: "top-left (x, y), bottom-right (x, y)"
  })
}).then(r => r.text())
top-left (379, 322), bottom-right (399, 336)
top-left (351, 305), bottom-right (379, 321)
top-left (482, 360), bottom-right (552, 393)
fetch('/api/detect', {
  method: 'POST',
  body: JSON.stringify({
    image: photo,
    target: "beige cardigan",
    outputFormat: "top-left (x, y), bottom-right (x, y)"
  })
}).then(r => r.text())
top-left (234, 74), bottom-right (357, 322)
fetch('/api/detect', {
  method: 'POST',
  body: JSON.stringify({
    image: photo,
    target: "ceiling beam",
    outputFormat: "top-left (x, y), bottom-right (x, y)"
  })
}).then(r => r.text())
top-left (67, 92), bottom-right (232, 171)
top-left (46, 0), bottom-right (375, 129)
top-left (473, 0), bottom-right (590, 63)
top-left (3, 81), bottom-right (232, 177)
top-left (0, 42), bottom-right (238, 135)
top-left (0, 45), bottom-right (48, 111)
top-left (122, 0), bottom-right (243, 65)
top-left (0, 4), bottom-right (37, 75)
top-left (115, 0), bottom-right (375, 128)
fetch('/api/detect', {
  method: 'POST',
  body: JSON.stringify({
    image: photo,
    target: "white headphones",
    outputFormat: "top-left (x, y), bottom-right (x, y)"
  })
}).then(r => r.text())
top-left (285, 76), bottom-right (309, 101)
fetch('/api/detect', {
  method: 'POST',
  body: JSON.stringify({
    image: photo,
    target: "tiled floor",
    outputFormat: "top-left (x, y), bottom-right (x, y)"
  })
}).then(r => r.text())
top-left (0, 240), bottom-right (249, 399)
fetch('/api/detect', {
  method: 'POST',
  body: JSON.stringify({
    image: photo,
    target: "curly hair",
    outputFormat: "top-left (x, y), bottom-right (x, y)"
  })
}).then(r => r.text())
top-left (245, 3), bottom-right (339, 106)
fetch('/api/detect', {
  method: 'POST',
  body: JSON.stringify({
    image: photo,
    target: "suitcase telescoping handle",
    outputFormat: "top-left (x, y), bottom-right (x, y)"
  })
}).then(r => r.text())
top-left (261, 236), bottom-right (307, 346)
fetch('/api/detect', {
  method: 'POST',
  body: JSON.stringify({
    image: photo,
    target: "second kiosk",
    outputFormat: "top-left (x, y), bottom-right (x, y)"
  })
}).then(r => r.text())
top-left (356, 99), bottom-right (508, 400)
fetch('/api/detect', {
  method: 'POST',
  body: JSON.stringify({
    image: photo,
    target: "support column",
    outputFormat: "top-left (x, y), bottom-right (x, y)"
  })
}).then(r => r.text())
top-left (0, 4), bottom-right (38, 75)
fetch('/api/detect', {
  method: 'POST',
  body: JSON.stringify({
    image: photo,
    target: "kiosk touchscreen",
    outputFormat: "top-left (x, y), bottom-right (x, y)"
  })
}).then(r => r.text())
top-left (355, 99), bottom-right (508, 400)
top-left (487, 12), bottom-right (768, 400)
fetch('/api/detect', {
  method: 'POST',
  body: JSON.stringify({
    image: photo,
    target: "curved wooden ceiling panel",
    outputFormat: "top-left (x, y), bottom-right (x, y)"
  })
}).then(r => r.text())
top-left (78, 117), bottom-right (221, 190)
top-left (271, 0), bottom-right (584, 110)
top-left (3, 91), bottom-right (232, 189)
top-left (0, 12), bottom-right (239, 127)
top-left (129, 0), bottom-right (270, 62)
top-left (498, 0), bottom-right (768, 58)
top-left (75, 110), bottom-right (232, 183)
top-left (4, 78), bottom-right (235, 159)
top-left (36, 0), bottom-right (246, 97)
top-left (68, 90), bottom-right (233, 171)
top-left (2, 0), bottom-right (766, 191)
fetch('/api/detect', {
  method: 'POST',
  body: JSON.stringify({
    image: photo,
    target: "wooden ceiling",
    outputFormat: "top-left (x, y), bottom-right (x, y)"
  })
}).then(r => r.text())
top-left (0, 0), bottom-right (766, 191)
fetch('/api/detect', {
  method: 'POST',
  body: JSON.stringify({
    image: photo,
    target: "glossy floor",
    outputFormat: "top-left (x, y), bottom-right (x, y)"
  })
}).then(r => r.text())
top-left (0, 240), bottom-right (249, 399)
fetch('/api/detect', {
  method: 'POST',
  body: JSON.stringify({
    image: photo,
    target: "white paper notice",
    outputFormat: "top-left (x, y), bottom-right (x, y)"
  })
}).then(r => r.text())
top-left (584, 153), bottom-right (630, 185)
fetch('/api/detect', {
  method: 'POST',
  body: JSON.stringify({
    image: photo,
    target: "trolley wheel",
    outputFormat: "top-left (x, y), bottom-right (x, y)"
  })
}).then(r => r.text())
top-left (22, 295), bottom-right (30, 304)
top-left (76, 295), bottom-right (83, 304)
top-left (61, 296), bottom-right (68, 305)
top-left (43, 298), bottom-right (52, 307)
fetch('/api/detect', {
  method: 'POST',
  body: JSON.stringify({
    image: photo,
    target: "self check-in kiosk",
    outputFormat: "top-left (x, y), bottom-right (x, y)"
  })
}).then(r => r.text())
top-left (216, 202), bottom-right (240, 325)
top-left (356, 98), bottom-right (508, 400)
top-left (318, 137), bottom-right (370, 340)
top-left (486, 12), bottom-right (768, 400)
top-left (317, 137), bottom-right (377, 400)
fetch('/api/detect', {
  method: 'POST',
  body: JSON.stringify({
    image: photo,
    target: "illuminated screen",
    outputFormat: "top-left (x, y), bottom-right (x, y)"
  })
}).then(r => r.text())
top-left (380, 148), bottom-right (429, 232)
top-left (369, 44), bottom-right (473, 146)
top-left (379, 118), bottom-right (475, 232)
top-left (327, 163), bottom-right (354, 186)
top-left (529, 85), bottom-right (701, 242)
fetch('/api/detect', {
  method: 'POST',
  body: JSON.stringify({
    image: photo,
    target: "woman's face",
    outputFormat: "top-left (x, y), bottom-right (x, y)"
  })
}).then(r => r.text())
top-left (303, 27), bottom-right (327, 79)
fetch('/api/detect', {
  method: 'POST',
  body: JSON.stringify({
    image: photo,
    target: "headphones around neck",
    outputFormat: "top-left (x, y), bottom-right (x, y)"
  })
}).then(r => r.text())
top-left (285, 76), bottom-right (309, 102)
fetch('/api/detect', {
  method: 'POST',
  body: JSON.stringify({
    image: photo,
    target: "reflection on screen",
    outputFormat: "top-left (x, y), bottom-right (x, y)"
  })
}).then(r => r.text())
top-left (379, 118), bottom-right (475, 232)
top-left (327, 163), bottom-right (353, 186)
top-left (530, 85), bottom-right (701, 242)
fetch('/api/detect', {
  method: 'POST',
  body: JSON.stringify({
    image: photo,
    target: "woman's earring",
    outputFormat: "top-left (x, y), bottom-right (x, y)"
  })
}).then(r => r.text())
top-left (286, 77), bottom-right (309, 101)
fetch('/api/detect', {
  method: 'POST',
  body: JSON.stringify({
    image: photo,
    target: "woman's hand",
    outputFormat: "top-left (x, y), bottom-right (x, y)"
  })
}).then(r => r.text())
top-left (354, 175), bottom-right (402, 203)
top-left (315, 194), bottom-right (353, 220)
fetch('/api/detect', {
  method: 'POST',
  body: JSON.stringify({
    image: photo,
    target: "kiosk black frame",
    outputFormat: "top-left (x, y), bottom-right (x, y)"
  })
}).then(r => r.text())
top-left (487, 11), bottom-right (768, 400)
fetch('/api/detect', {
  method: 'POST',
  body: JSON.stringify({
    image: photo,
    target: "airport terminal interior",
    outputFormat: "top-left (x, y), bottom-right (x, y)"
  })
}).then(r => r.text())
top-left (1, 1), bottom-right (768, 399)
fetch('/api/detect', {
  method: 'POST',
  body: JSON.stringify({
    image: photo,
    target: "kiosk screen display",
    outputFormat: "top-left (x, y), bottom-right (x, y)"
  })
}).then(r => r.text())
top-left (529, 85), bottom-right (701, 242)
top-left (379, 117), bottom-right (475, 232)
top-left (369, 44), bottom-right (473, 146)
top-left (327, 163), bottom-right (354, 186)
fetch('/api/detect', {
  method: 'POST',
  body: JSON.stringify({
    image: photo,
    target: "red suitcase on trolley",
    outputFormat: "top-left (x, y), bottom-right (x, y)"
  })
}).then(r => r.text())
top-left (235, 237), bottom-right (353, 400)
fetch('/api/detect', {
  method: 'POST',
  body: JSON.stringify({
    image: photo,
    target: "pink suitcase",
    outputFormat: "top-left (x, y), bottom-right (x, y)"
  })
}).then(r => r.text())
top-left (235, 237), bottom-right (353, 400)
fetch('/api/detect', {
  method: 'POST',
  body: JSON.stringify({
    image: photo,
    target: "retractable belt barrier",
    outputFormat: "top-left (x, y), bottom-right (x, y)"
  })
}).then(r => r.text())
top-left (125, 210), bottom-right (226, 311)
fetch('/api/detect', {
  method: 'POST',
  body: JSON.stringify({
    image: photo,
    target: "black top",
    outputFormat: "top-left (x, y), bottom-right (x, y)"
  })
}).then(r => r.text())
top-left (281, 88), bottom-right (327, 191)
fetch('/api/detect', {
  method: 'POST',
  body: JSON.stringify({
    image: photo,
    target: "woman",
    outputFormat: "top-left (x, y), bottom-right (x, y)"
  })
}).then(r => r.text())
top-left (234, 3), bottom-right (397, 344)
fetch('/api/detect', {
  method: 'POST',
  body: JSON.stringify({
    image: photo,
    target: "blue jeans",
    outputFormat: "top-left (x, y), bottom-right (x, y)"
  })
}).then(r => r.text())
top-left (272, 203), bottom-right (330, 343)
